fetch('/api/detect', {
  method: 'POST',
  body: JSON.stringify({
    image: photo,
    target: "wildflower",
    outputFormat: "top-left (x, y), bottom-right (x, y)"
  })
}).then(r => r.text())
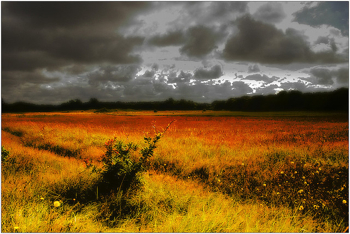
top-left (263, 184), bottom-right (266, 187)
top-left (343, 200), bottom-right (347, 204)
top-left (291, 161), bottom-right (294, 164)
top-left (54, 201), bottom-right (61, 207)
top-left (299, 206), bottom-right (304, 211)
top-left (319, 168), bottom-right (321, 171)
top-left (302, 176), bottom-right (305, 179)
top-left (294, 171), bottom-right (297, 174)
top-left (298, 189), bottom-right (304, 193)
top-left (277, 192), bottom-right (280, 195)
top-left (280, 171), bottom-right (284, 174)
top-left (40, 197), bottom-right (44, 200)
top-left (218, 179), bottom-right (221, 182)
top-left (314, 205), bottom-right (319, 209)
top-left (304, 182), bottom-right (307, 185)
top-left (241, 163), bottom-right (244, 166)
top-left (14, 227), bottom-right (19, 230)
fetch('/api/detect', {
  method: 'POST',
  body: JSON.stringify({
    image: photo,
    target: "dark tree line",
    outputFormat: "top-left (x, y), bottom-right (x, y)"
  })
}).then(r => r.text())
top-left (212, 88), bottom-right (348, 112)
top-left (2, 88), bottom-right (348, 113)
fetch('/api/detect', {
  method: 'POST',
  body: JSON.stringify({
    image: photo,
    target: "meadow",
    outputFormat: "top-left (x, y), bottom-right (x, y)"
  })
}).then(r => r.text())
top-left (1, 110), bottom-right (348, 232)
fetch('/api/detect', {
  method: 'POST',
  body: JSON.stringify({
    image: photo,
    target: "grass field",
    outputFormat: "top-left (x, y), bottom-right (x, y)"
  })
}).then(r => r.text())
top-left (1, 110), bottom-right (348, 232)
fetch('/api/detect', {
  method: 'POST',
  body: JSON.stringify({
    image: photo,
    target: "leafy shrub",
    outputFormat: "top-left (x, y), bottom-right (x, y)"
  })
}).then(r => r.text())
top-left (1, 146), bottom-right (10, 163)
top-left (97, 120), bottom-right (174, 193)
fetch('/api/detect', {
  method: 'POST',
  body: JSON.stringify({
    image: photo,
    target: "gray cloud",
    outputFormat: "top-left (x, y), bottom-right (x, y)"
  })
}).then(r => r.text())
top-left (167, 71), bottom-right (193, 84)
top-left (223, 15), bottom-right (346, 64)
top-left (335, 67), bottom-right (349, 84)
top-left (88, 65), bottom-right (141, 86)
top-left (248, 64), bottom-right (260, 73)
top-left (2, 2), bottom-right (150, 30)
top-left (309, 68), bottom-right (334, 85)
top-left (244, 74), bottom-right (278, 83)
top-left (180, 26), bottom-right (222, 58)
top-left (293, 2), bottom-right (349, 36)
top-left (148, 30), bottom-right (185, 47)
top-left (231, 81), bottom-right (254, 96)
top-left (194, 65), bottom-right (223, 79)
top-left (2, 2), bottom-right (148, 72)
top-left (314, 36), bottom-right (338, 52)
top-left (141, 70), bottom-right (156, 78)
top-left (172, 2), bottom-right (248, 29)
top-left (308, 67), bottom-right (349, 86)
top-left (253, 2), bottom-right (286, 24)
top-left (2, 70), bottom-right (60, 90)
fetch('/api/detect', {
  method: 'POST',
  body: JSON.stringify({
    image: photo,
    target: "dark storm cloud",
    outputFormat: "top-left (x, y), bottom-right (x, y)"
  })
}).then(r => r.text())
top-left (2, 2), bottom-right (149, 72)
top-left (87, 65), bottom-right (141, 86)
top-left (309, 68), bottom-right (334, 85)
top-left (180, 1), bottom-right (248, 26)
top-left (2, 70), bottom-right (60, 89)
top-left (335, 67), bottom-right (349, 84)
top-left (223, 15), bottom-right (346, 64)
top-left (2, 2), bottom-right (149, 30)
top-left (293, 2), bottom-right (349, 36)
top-left (209, 1), bottom-right (248, 18)
top-left (179, 26), bottom-right (223, 58)
top-left (253, 2), bottom-right (286, 24)
top-left (231, 81), bottom-right (254, 96)
top-left (194, 65), bottom-right (223, 79)
top-left (148, 30), bottom-right (186, 47)
top-left (309, 67), bottom-right (349, 85)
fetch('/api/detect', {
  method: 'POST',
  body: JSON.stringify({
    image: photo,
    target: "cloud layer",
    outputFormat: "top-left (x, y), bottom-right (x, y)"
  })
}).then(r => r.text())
top-left (1, 2), bottom-right (348, 104)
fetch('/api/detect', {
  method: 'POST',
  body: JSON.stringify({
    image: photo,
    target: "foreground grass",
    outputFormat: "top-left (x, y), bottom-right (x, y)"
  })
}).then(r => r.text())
top-left (1, 111), bottom-right (348, 232)
top-left (1, 131), bottom-right (341, 232)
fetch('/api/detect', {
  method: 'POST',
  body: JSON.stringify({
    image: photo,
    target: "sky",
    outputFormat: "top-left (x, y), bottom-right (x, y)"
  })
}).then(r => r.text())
top-left (1, 1), bottom-right (349, 104)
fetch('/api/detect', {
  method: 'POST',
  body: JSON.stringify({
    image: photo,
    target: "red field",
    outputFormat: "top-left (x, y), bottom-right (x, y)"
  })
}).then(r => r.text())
top-left (1, 111), bottom-right (348, 232)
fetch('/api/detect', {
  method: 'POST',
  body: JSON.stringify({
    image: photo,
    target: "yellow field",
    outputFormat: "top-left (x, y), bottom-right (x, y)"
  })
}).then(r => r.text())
top-left (1, 110), bottom-right (348, 232)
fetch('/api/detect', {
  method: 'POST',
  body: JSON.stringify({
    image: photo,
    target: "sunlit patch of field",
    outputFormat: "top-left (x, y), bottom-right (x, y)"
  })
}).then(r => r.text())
top-left (1, 111), bottom-right (348, 232)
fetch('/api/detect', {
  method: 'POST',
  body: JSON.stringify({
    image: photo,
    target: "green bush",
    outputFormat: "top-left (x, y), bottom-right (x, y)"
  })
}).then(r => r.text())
top-left (1, 146), bottom-right (10, 163)
top-left (98, 120), bottom-right (174, 193)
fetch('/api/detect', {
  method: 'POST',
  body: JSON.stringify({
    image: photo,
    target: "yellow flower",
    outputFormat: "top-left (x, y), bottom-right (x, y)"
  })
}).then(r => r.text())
top-left (54, 201), bottom-right (61, 207)
top-left (291, 161), bottom-right (294, 164)
top-left (263, 184), bottom-right (266, 187)
top-left (319, 168), bottom-right (321, 171)
top-left (280, 171), bottom-right (284, 174)
top-left (298, 189), bottom-right (304, 193)
top-left (241, 163), bottom-right (244, 166)
top-left (294, 171), bottom-right (297, 174)
top-left (14, 227), bottom-right (19, 230)
top-left (343, 200), bottom-right (347, 204)
top-left (40, 197), bottom-right (44, 200)
top-left (277, 192), bottom-right (280, 195)
top-left (314, 205), bottom-right (319, 209)
top-left (299, 206), bottom-right (304, 211)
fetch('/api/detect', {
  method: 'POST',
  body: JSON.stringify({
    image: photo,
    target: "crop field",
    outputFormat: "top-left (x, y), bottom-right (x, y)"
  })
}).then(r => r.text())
top-left (1, 110), bottom-right (348, 232)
